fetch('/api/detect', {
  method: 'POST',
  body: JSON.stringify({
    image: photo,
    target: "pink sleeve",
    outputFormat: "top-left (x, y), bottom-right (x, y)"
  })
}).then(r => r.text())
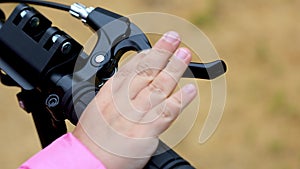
top-left (19, 133), bottom-right (106, 169)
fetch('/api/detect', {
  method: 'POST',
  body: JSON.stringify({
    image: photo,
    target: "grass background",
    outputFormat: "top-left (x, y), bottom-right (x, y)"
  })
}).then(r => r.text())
top-left (1, 0), bottom-right (300, 168)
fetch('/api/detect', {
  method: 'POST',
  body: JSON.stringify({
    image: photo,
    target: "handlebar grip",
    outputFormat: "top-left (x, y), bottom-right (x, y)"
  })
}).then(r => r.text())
top-left (144, 141), bottom-right (195, 169)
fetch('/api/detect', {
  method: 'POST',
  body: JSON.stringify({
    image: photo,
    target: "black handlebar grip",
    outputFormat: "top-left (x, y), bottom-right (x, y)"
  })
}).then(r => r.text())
top-left (144, 141), bottom-right (195, 169)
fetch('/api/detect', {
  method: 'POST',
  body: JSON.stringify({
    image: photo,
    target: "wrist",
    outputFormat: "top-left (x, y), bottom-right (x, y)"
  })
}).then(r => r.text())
top-left (73, 124), bottom-right (157, 169)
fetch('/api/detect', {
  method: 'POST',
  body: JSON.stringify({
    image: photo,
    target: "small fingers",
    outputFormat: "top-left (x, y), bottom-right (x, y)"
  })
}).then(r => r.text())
top-left (129, 31), bottom-right (181, 99)
top-left (141, 84), bottom-right (197, 136)
top-left (147, 48), bottom-right (192, 98)
top-left (131, 48), bottom-right (192, 111)
top-left (154, 48), bottom-right (192, 96)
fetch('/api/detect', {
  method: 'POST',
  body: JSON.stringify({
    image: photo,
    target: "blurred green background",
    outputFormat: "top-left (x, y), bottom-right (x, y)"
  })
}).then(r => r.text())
top-left (1, 0), bottom-right (300, 168)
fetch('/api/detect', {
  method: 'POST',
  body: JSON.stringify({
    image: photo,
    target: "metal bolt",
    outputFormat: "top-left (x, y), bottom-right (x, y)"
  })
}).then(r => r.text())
top-left (20, 10), bottom-right (28, 18)
top-left (52, 34), bottom-right (61, 43)
top-left (95, 55), bottom-right (105, 63)
top-left (61, 42), bottom-right (72, 55)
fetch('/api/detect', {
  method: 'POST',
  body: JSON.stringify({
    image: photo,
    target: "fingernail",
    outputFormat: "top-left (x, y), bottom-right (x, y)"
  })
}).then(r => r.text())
top-left (163, 31), bottom-right (180, 44)
top-left (183, 84), bottom-right (196, 94)
top-left (175, 48), bottom-right (189, 60)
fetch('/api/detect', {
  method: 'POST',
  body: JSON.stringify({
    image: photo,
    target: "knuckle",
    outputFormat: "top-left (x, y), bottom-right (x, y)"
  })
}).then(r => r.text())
top-left (169, 97), bottom-right (182, 111)
top-left (167, 64), bottom-right (179, 75)
top-left (136, 62), bottom-right (155, 77)
top-left (152, 48), bottom-right (171, 57)
top-left (156, 104), bottom-right (166, 117)
top-left (148, 83), bottom-right (168, 98)
top-left (149, 83), bottom-right (162, 93)
top-left (161, 101), bottom-right (180, 120)
top-left (160, 71), bottom-right (177, 85)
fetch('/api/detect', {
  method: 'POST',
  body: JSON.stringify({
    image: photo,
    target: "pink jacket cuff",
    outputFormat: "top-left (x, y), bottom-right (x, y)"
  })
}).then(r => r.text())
top-left (19, 133), bottom-right (106, 169)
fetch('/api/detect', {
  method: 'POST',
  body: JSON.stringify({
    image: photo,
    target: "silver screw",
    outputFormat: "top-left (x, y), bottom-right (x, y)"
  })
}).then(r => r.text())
top-left (52, 34), bottom-right (61, 43)
top-left (95, 55), bottom-right (105, 63)
top-left (20, 10), bottom-right (28, 18)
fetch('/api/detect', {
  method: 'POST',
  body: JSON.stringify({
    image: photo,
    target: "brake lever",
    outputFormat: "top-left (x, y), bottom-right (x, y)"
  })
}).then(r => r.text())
top-left (184, 60), bottom-right (227, 79)
top-left (70, 3), bottom-right (227, 83)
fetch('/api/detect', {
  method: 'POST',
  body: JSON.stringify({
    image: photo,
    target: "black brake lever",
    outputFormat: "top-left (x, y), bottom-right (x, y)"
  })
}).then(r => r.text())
top-left (70, 3), bottom-right (227, 82)
top-left (184, 60), bottom-right (227, 79)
